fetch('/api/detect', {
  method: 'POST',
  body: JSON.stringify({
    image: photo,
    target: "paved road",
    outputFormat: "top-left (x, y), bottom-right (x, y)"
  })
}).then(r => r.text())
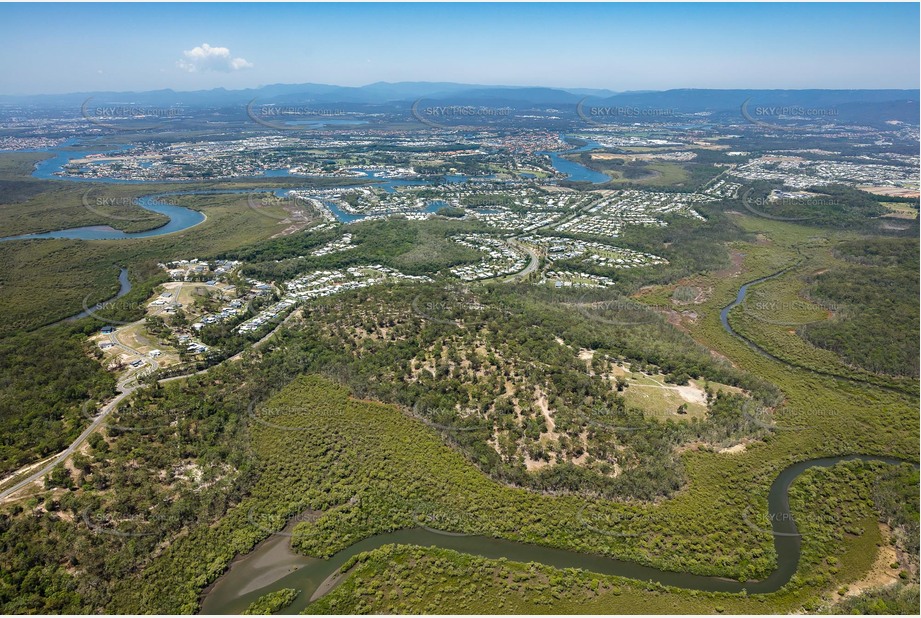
top-left (0, 377), bottom-right (140, 501)
top-left (0, 282), bottom-right (259, 501)
top-left (109, 329), bottom-right (159, 373)
top-left (509, 239), bottom-right (540, 280)
top-left (160, 307), bottom-right (300, 384)
top-left (0, 322), bottom-right (156, 502)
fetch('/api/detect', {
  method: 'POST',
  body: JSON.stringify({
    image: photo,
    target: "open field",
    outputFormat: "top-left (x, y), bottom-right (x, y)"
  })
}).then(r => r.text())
top-left (564, 154), bottom-right (692, 187)
top-left (858, 185), bottom-right (920, 199)
top-left (880, 200), bottom-right (920, 219)
top-left (599, 360), bottom-right (745, 421)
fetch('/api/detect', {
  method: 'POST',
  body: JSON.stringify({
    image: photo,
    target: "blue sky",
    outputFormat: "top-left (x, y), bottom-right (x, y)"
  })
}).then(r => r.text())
top-left (1, 2), bottom-right (918, 94)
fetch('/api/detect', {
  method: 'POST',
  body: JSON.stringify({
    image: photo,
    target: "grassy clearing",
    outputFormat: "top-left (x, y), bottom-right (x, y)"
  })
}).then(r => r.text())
top-left (879, 201), bottom-right (919, 219)
top-left (610, 363), bottom-right (741, 421)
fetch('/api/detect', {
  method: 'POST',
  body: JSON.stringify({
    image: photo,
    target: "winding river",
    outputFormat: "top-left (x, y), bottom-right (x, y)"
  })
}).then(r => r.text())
top-left (718, 263), bottom-right (801, 358)
top-left (196, 257), bottom-right (915, 613)
top-left (717, 260), bottom-right (910, 395)
top-left (200, 455), bottom-right (913, 614)
top-left (58, 266), bottom-right (132, 323)
top-left (537, 137), bottom-right (611, 184)
top-left (200, 257), bottom-right (914, 614)
top-left (0, 195), bottom-right (206, 242)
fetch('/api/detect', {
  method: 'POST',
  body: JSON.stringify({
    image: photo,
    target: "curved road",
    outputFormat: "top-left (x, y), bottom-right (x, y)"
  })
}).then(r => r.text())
top-left (507, 239), bottom-right (540, 281)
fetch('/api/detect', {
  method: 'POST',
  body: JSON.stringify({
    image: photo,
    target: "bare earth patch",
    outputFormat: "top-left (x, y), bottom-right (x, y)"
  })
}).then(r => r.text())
top-left (857, 185), bottom-right (920, 199)
top-left (674, 383), bottom-right (708, 404)
top-left (839, 524), bottom-right (901, 600)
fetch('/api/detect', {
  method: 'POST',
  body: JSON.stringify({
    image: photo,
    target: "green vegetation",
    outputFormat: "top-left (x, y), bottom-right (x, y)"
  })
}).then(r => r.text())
top-left (799, 237), bottom-right (919, 377)
top-left (0, 266), bottom-right (170, 475)
top-left (436, 205), bottom-right (466, 218)
top-left (0, 192), bottom-right (289, 336)
top-left (0, 181), bottom-right (344, 472)
top-left (303, 461), bottom-right (911, 614)
top-left (244, 588), bottom-right (300, 615)
top-left (642, 213), bottom-right (917, 423)
top-left (736, 183), bottom-right (908, 231)
top-left (879, 200), bottom-right (920, 220)
top-left (0, 324), bottom-right (115, 476)
top-left (0, 153), bottom-right (65, 207)
top-left (0, 181), bottom-right (170, 236)
top-left (710, 232), bottom-right (918, 390)
top-left (260, 281), bottom-right (778, 499)
top-left (828, 584), bottom-right (919, 615)
top-left (0, 292), bottom-right (912, 613)
top-left (228, 218), bottom-right (483, 280)
top-left (551, 203), bottom-right (749, 289)
top-left (564, 153), bottom-right (721, 190)
top-left (871, 465), bottom-right (920, 572)
top-left (0, 136), bottom-right (916, 617)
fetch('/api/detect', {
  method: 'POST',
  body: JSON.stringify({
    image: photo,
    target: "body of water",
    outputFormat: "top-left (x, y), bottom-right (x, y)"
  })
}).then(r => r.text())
top-left (31, 141), bottom-right (135, 183)
top-left (537, 136), bottom-right (610, 184)
top-left (32, 139), bottom-right (599, 188)
top-left (60, 267), bottom-right (132, 323)
top-left (0, 195), bottom-right (206, 242)
top-left (542, 151), bottom-right (610, 183)
top-left (14, 134), bottom-right (601, 240)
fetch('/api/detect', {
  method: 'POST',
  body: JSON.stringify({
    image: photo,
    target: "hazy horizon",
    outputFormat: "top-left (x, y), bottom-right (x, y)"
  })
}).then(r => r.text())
top-left (4, 80), bottom-right (921, 100)
top-left (1, 2), bottom-right (918, 96)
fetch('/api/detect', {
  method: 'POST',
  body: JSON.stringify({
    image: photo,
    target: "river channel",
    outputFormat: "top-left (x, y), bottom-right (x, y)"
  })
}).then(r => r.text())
top-left (200, 455), bottom-right (913, 614)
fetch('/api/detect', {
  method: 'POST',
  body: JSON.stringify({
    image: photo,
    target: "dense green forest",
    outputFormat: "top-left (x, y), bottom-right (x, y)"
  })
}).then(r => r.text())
top-left (736, 183), bottom-right (917, 231)
top-left (0, 366), bottom-right (912, 613)
top-left (799, 237), bottom-right (919, 377)
top-left (825, 464), bottom-right (920, 614)
top-left (243, 589), bottom-right (299, 615)
top-left (253, 281), bottom-right (780, 500)
top-left (0, 270), bottom-right (170, 475)
top-left (306, 463), bottom-right (915, 614)
top-left (0, 325), bottom-right (115, 475)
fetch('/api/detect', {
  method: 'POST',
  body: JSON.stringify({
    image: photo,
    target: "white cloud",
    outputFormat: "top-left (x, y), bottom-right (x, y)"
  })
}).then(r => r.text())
top-left (177, 43), bottom-right (253, 73)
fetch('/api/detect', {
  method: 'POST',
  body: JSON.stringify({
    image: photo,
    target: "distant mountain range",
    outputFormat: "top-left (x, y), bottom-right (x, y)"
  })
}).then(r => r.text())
top-left (1, 82), bottom-right (917, 124)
